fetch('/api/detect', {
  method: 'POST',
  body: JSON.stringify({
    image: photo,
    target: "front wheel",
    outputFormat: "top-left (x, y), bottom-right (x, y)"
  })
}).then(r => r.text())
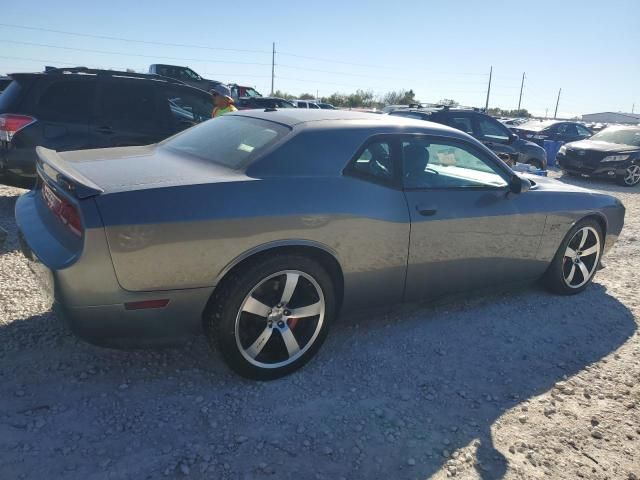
top-left (205, 254), bottom-right (336, 380)
top-left (543, 219), bottom-right (603, 295)
top-left (616, 164), bottom-right (640, 187)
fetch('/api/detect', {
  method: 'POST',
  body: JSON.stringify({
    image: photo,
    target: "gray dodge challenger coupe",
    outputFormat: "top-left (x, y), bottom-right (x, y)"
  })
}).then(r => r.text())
top-left (16, 109), bottom-right (625, 379)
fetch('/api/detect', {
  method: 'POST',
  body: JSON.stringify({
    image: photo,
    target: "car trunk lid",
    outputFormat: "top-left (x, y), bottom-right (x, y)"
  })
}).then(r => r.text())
top-left (50, 144), bottom-right (245, 195)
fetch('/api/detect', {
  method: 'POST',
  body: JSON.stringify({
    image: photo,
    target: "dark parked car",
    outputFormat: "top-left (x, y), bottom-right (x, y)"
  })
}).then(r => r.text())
top-left (556, 125), bottom-right (640, 186)
top-left (511, 120), bottom-right (592, 146)
top-left (317, 103), bottom-right (337, 110)
top-left (0, 76), bottom-right (11, 94)
top-left (16, 110), bottom-right (624, 379)
top-left (148, 64), bottom-right (221, 93)
top-left (0, 67), bottom-right (213, 186)
top-left (237, 96), bottom-right (296, 110)
top-left (391, 107), bottom-right (548, 169)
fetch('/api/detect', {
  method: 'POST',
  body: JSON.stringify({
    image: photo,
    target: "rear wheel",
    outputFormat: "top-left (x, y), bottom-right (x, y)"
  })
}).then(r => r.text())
top-left (205, 254), bottom-right (336, 380)
top-left (543, 219), bottom-right (603, 295)
top-left (616, 164), bottom-right (640, 187)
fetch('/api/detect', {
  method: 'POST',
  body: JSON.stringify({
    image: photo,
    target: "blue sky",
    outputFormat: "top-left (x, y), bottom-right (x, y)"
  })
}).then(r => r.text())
top-left (1, 0), bottom-right (638, 117)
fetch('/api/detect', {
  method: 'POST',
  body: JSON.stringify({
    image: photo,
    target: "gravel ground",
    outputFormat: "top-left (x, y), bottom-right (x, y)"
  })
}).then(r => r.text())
top-left (0, 171), bottom-right (638, 480)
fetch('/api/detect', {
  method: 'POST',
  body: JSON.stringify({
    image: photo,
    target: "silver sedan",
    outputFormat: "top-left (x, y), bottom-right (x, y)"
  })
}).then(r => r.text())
top-left (16, 110), bottom-right (625, 379)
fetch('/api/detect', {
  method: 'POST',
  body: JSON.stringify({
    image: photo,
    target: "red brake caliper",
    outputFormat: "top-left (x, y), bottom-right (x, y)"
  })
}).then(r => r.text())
top-left (288, 318), bottom-right (299, 329)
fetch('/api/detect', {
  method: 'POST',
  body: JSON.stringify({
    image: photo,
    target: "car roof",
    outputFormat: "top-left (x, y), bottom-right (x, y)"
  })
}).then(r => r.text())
top-left (231, 108), bottom-right (466, 135)
top-left (8, 68), bottom-right (208, 93)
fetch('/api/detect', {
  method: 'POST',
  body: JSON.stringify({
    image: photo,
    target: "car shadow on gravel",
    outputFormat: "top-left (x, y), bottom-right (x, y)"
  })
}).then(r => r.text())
top-left (0, 282), bottom-right (635, 480)
top-left (552, 169), bottom-right (639, 194)
top-left (0, 189), bottom-right (22, 254)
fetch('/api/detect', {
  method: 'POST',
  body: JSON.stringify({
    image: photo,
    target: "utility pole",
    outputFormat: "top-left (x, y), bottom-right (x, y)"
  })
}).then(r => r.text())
top-left (545, 108), bottom-right (548, 119)
top-left (484, 66), bottom-right (492, 111)
top-left (517, 72), bottom-right (525, 111)
top-left (554, 88), bottom-right (561, 119)
top-left (633, 103), bottom-right (635, 114)
top-left (270, 42), bottom-right (275, 95)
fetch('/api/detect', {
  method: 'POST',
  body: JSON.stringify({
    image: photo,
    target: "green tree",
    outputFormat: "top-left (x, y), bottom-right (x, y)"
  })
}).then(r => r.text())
top-left (298, 93), bottom-right (315, 100)
top-left (273, 89), bottom-right (295, 100)
top-left (437, 98), bottom-right (459, 107)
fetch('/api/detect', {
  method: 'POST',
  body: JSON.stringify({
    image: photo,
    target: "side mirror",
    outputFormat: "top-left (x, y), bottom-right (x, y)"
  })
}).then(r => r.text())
top-left (509, 175), bottom-right (531, 194)
top-left (509, 133), bottom-right (519, 143)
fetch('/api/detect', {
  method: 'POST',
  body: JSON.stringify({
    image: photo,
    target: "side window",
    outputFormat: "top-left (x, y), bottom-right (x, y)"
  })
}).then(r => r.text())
top-left (563, 123), bottom-right (579, 136)
top-left (446, 115), bottom-right (474, 135)
top-left (476, 116), bottom-right (511, 143)
top-left (309, 103), bottom-right (320, 109)
top-left (577, 124), bottom-right (592, 136)
top-left (297, 101), bottom-right (307, 108)
top-left (349, 141), bottom-right (394, 182)
top-left (36, 81), bottom-right (96, 120)
top-left (402, 138), bottom-right (508, 189)
top-left (101, 82), bottom-right (156, 125)
top-left (163, 87), bottom-right (213, 128)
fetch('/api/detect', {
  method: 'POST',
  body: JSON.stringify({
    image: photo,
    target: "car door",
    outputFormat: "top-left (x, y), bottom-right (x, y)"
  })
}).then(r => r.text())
top-left (342, 137), bottom-right (410, 308)
top-left (33, 78), bottom-right (97, 152)
top-left (472, 114), bottom-right (519, 163)
top-left (92, 80), bottom-right (164, 147)
top-left (401, 134), bottom-right (547, 301)
top-left (559, 123), bottom-right (582, 143)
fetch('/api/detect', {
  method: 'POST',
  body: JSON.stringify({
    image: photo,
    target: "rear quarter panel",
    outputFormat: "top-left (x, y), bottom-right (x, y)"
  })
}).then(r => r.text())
top-left (97, 176), bottom-right (411, 309)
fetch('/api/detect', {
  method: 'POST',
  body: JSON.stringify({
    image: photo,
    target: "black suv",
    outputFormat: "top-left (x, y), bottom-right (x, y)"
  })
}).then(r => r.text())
top-left (390, 107), bottom-right (548, 169)
top-left (0, 67), bottom-right (213, 186)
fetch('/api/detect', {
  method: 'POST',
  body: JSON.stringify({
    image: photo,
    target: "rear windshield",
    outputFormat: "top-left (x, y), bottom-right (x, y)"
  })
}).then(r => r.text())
top-left (162, 115), bottom-right (290, 169)
top-left (591, 128), bottom-right (640, 147)
top-left (517, 121), bottom-right (556, 132)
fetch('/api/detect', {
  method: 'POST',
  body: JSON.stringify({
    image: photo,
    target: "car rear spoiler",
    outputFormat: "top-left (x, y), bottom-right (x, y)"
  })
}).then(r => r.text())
top-left (36, 146), bottom-right (103, 199)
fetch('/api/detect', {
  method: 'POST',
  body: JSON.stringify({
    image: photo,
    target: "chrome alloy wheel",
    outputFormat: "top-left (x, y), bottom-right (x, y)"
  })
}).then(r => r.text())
top-left (623, 164), bottom-right (640, 186)
top-left (235, 270), bottom-right (325, 369)
top-left (563, 226), bottom-right (601, 289)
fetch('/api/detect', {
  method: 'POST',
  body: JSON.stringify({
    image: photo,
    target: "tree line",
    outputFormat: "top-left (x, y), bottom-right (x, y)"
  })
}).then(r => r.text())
top-left (272, 89), bottom-right (531, 117)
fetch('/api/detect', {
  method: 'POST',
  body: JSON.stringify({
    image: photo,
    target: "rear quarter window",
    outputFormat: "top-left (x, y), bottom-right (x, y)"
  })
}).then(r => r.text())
top-left (162, 115), bottom-right (290, 169)
top-left (36, 80), bottom-right (96, 120)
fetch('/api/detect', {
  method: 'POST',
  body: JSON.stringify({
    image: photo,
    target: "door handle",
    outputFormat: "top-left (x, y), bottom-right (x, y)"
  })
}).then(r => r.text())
top-left (96, 125), bottom-right (114, 135)
top-left (416, 205), bottom-right (437, 216)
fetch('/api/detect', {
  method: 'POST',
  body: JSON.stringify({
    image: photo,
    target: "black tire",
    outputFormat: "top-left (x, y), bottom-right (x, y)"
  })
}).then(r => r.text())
top-left (204, 254), bottom-right (336, 380)
top-left (615, 164), bottom-right (640, 187)
top-left (526, 159), bottom-right (543, 170)
top-left (542, 218), bottom-right (603, 295)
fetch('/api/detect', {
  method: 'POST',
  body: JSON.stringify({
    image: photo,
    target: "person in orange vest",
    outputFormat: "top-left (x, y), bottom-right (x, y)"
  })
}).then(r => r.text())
top-left (210, 84), bottom-right (238, 118)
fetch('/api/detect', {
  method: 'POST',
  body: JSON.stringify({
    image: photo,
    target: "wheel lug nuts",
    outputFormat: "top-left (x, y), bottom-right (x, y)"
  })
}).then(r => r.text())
top-left (284, 310), bottom-right (290, 316)
top-left (277, 321), bottom-right (285, 328)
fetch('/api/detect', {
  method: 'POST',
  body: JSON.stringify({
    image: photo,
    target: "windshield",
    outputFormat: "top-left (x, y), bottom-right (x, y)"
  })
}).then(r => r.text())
top-left (162, 115), bottom-right (290, 169)
top-left (590, 127), bottom-right (640, 147)
top-left (244, 87), bottom-right (262, 98)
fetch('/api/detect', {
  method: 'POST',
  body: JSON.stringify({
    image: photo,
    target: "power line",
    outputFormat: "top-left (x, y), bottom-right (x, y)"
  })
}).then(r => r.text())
top-left (0, 39), bottom-right (272, 66)
top-left (0, 22), bottom-right (271, 54)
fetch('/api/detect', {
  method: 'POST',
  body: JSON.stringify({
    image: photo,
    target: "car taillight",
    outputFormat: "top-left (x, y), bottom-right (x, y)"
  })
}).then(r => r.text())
top-left (42, 182), bottom-right (83, 237)
top-left (0, 114), bottom-right (36, 142)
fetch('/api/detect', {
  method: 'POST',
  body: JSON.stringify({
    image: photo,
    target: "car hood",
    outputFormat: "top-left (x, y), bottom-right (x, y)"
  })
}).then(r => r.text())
top-left (58, 144), bottom-right (247, 194)
top-left (522, 174), bottom-right (595, 193)
top-left (564, 139), bottom-right (640, 154)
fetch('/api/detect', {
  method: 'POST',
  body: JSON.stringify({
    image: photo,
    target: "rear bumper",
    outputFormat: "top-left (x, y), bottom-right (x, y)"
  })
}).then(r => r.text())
top-left (16, 191), bottom-right (214, 348)
top-left (0, 143), bottom-right (37, 184)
